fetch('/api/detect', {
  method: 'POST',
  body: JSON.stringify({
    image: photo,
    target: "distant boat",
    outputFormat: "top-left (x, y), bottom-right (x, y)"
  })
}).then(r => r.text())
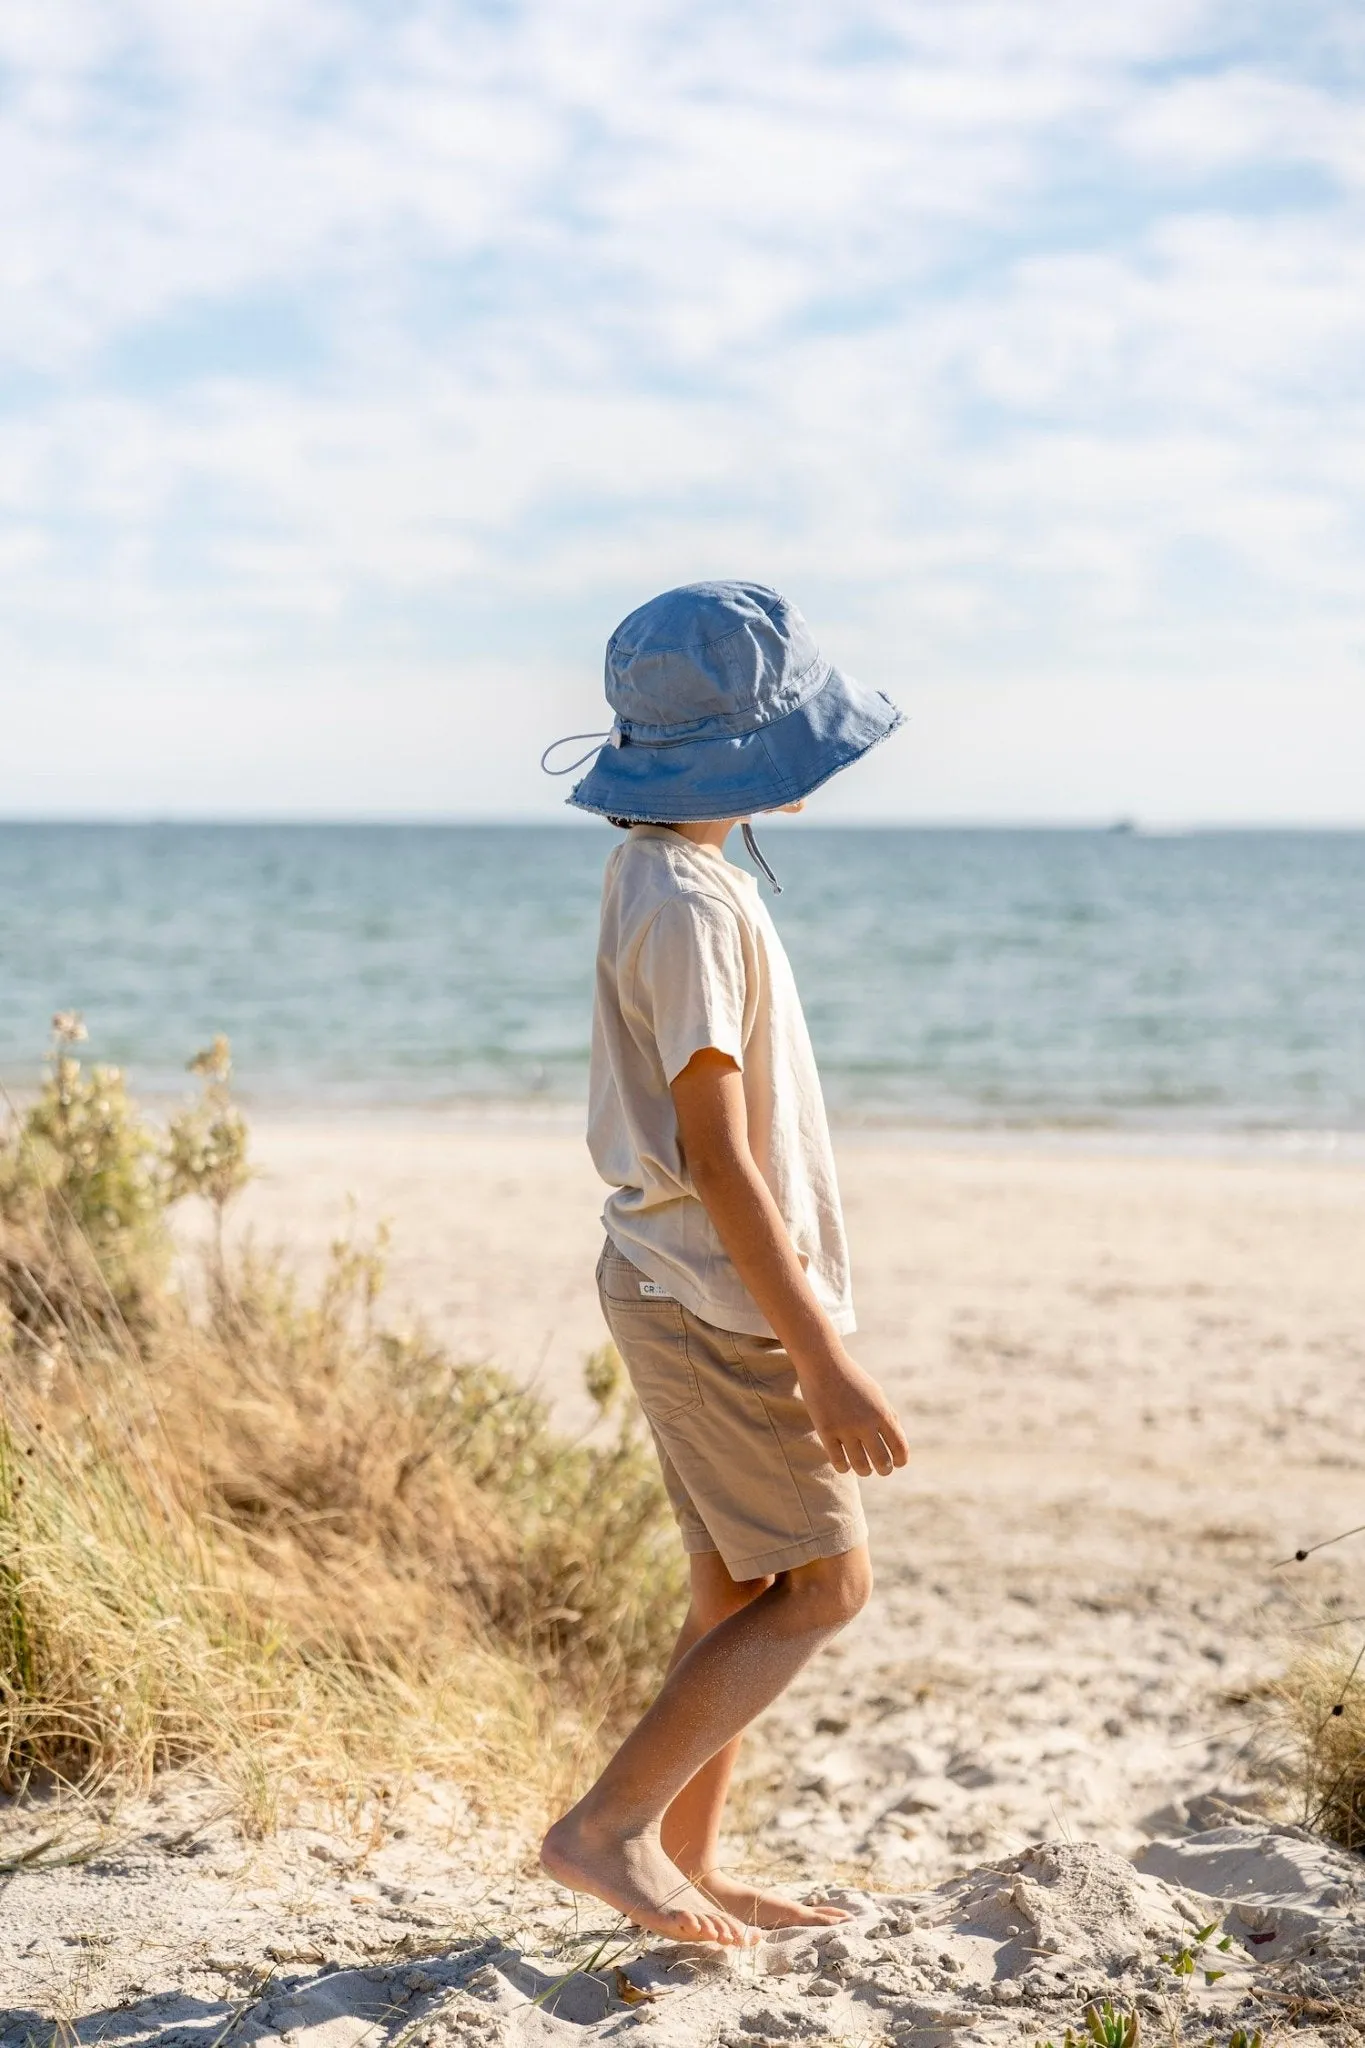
top-left (1108, 818), bottom-right (1137, 835)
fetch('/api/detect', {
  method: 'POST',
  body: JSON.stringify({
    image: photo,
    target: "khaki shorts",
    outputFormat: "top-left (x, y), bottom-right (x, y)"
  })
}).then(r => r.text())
top-left (597, 1239), bottom-right (868, 1579)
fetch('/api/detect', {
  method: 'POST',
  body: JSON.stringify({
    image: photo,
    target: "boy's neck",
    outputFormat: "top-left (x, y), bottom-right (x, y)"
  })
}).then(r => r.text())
top-left (668, 820), bottom-right (738, 853)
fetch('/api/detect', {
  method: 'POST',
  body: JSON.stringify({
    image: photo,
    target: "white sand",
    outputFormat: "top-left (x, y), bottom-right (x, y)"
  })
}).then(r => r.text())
top-left (5, 1123), bottom-right (1365, 2045)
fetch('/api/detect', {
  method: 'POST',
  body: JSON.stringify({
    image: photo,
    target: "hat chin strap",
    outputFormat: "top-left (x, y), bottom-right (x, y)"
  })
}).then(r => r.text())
top-left (741, 821), bottom-right (782, 895)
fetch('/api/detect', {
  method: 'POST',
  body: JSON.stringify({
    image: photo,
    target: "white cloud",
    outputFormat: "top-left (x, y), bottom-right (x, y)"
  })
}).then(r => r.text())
top-left (0, 0), bottom-right (1361, 819)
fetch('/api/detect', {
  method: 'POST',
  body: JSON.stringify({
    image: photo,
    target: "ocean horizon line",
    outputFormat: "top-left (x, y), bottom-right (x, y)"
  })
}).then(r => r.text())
top-left (3, 814), bottom-right (1365, 835)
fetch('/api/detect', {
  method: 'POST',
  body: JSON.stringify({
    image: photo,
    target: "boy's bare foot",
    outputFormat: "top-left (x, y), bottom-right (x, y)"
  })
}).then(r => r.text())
top-left (695, 1871), bottom-right (851, 1928)
top-left (541, 1811), bottom-right (759, 1947)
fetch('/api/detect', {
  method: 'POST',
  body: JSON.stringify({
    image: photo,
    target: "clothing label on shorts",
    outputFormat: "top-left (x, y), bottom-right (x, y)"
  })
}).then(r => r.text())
top-left (638, 1280), bottom-right (675, 1299)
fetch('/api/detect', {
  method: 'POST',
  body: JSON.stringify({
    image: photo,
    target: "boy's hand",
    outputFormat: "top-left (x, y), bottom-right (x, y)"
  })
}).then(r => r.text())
top-left (799, 1350), bottom-right (910, 1478)
top-left (670, 1048), bottom-right (911, 1480)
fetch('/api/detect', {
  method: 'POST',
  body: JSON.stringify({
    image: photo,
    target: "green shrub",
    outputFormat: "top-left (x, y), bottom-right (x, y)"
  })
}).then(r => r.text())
top-left (1, 1014), bottom-right (167, 1326)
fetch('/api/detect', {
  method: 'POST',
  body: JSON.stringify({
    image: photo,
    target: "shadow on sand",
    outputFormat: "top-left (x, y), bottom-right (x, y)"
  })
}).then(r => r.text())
top-left (0, 1932), bottom-right (699, 2047)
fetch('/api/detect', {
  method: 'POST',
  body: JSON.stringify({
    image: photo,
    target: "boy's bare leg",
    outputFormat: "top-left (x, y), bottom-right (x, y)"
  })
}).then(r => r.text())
top-left (659, 1554), bottom-right (850, 1928)
top-left (540, 1546), bottom-right (871, 1945)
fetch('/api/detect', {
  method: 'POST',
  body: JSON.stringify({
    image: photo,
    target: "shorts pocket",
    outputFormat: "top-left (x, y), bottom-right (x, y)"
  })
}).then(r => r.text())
top-left (600, 1293), bottom-right (703, 1422)
top-left (598, 1244), bottom-right (677, 1307)
top-left (732, 1331), bottom-right (803, 1403)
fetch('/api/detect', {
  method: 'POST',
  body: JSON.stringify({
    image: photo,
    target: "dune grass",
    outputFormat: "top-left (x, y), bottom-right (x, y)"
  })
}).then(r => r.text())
top-left (0, 1023), bottom-right (685, 1827)
top-left (1273, 1638), bottom-right (1365, 1854)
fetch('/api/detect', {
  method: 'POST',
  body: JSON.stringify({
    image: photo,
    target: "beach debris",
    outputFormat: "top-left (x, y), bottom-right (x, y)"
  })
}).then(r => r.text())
top-left (611, 1965), bottom-right (659, 2004)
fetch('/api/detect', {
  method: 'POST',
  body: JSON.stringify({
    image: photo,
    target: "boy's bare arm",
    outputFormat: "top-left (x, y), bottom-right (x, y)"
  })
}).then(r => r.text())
top-left (670, 1047), bottom-right (909, 1480)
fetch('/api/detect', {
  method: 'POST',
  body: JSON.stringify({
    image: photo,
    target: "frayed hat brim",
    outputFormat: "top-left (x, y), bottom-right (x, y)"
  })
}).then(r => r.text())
top-left (566, 664), bottom-right (903, 822)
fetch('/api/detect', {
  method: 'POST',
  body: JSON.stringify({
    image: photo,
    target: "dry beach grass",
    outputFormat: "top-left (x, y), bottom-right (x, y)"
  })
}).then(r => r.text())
top-left (0, 1028), bottom-right (684, 1824)
top-left (1275, 1636), bottom-right (1365, 1855)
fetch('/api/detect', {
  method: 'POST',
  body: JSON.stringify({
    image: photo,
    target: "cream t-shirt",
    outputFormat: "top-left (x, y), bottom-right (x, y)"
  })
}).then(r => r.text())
top-left (588, 825), bottom-right (854, 1338)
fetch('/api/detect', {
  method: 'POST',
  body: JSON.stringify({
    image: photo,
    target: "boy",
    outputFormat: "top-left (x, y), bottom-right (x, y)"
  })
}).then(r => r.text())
top-left (540, 581), bottom-right (909, 1947)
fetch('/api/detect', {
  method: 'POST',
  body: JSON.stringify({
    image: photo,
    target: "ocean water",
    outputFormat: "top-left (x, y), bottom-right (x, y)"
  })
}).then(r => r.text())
top-left (1, 823), bottom-right (1363, 1134)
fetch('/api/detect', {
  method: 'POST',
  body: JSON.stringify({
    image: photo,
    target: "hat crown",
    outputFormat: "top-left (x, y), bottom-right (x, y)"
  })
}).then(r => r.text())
top-left (605, 581), bottom-right (825, 740)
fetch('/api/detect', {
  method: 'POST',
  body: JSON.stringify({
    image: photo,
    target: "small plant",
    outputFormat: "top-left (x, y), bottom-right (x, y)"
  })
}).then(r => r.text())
top-left (1040, 2025), bottom-right (1261, 2048)
top-left (165, 1034), bottom-right (250, 1252)
top-left (1036, 2001), bottom-right (1140, 2048)
top-left (1, 1012), bottom-right (167, 1318)
top-left (1082, 2000), bottom-right (1140, 2048)
top-left (1160, 1919), bottom-right (1233, 1986)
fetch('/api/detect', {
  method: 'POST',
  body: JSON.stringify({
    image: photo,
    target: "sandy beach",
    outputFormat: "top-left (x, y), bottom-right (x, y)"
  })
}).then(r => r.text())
top-left (7, 1121), bottom-right (1365, 2045)
top-left (221, 1120), bottom-right (1365, 1849)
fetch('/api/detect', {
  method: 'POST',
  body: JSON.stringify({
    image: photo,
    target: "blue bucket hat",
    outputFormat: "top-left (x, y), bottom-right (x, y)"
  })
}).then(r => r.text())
top-left (544, 581), bottom-right (904, 841)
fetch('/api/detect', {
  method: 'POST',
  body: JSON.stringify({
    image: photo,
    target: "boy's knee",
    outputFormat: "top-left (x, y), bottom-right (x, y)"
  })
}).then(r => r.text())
top-left (689, 1557), bottom-right (774, 1627)
top-left (786, 1547), bottom-right (873, 1630)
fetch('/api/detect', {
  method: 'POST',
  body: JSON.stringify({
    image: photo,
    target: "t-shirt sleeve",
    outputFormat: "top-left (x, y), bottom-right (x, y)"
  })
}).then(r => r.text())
top-left (634, 893), bottom-right (748, 1084)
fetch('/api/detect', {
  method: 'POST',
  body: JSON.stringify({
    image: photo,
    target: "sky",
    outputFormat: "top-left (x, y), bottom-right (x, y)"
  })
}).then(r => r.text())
top-left (1, 0), bottom-right (1362, 823)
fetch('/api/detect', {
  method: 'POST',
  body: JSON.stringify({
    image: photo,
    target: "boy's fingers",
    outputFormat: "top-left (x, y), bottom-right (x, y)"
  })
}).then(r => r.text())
top-left (820, 1431), bottom-right (851, 1472)
top-left (883, 1419), bottom-right (911, 1467)
top-left (867, 1435), bottom-right (895, 1477)
top-left (820, 1416), bottom-right (909, 1476)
